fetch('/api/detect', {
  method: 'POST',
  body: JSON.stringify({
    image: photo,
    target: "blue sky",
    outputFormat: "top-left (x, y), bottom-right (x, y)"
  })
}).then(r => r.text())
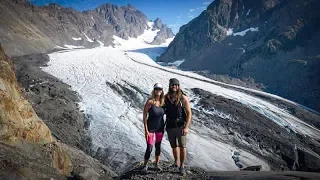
top-left (28, 0), bottom-right (214, 34)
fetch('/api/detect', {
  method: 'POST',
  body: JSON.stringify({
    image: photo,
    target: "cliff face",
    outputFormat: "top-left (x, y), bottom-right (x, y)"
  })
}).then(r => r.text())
top-left (0, 0), bottom-right (174, 56)
top-left (0, 44), bottom-right (72, 176)
top-left (0, 45), bottom-right (52, 143)
top-left (158, 0), bottom-right (320, 111)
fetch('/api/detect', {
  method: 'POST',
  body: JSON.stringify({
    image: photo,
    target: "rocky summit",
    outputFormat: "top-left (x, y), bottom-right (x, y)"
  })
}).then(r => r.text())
top-left (158, 0), bottom-right (320, 112)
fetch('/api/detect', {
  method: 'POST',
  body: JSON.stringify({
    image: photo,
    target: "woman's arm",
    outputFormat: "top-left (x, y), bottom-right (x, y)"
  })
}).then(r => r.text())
top-left (143, 99), bottom-right (151, 140)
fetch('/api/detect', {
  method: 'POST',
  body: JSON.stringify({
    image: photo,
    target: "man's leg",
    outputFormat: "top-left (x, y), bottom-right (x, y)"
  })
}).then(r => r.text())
top-left (172, 147), bottom-right (179, 166)
top-left (178, 134), bottom-right (187, 173)
top-left (167, 129), bottom-right (180, 166)
top-left (179, 147), bottom-right (186, 167)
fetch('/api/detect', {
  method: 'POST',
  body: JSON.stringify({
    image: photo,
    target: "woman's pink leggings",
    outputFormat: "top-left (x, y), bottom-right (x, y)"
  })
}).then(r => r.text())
top-left (144, 132), bottom-right (164, 160)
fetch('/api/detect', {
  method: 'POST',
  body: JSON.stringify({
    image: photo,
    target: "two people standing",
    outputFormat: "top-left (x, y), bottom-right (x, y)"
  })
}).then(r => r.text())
top-left (142, 78), bottom-right (192, 175)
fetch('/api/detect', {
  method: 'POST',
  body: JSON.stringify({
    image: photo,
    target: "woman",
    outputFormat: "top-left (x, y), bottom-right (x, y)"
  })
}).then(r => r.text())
top-left (142, 83), bottom-right (165, 172)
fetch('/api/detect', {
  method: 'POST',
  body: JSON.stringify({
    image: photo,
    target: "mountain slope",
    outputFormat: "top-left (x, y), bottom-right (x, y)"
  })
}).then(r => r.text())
top-left (158, 0), bottom-right (320, 112)
top-left (0, 0), bottom-right (174, 56)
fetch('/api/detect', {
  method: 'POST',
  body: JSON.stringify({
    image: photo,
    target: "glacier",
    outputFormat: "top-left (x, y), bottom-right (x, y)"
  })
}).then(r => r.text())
top-left (42, 22), bottom-right (320, 173)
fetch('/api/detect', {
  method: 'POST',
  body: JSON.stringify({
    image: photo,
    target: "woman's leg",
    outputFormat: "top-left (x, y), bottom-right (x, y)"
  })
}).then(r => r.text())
top-left (144, 132), bottom-right (155, 164)
top-left (155, 132), bottom-right (164, 165)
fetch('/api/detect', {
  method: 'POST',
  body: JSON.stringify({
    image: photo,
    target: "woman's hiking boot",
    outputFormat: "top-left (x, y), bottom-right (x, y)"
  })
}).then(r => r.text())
top-left (155, 164), bottom-right (162, 171)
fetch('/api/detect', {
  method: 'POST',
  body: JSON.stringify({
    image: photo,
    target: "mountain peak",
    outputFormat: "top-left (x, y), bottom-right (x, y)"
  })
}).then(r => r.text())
top-left (153, 17), bottom-right (163, 29)
top-left (47, 3), bottom-right (64, 9)
top-left (123, 4), bottom-right (136, 9)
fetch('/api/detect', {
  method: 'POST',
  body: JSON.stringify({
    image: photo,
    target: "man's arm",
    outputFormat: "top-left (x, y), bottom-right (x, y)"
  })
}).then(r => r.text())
top-left (182, 95), bottom-right (192, 135)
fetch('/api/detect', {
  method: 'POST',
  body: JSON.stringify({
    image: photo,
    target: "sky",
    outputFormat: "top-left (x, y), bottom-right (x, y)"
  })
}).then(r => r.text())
top-left (27, 0), bottom-right (214, 34)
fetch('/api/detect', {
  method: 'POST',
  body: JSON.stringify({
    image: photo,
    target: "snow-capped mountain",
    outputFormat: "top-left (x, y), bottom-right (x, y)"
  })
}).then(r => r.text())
top-left (0, 0), bottom-right (174, 56)
top-left (42, 27), bottom-right (320, 173)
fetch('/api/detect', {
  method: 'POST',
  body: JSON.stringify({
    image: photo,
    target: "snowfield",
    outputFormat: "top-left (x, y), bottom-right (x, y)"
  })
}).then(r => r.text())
top-left (226, 27), bottom-right (259, 36)
top-left (42, 23), bottom-right (320, 172)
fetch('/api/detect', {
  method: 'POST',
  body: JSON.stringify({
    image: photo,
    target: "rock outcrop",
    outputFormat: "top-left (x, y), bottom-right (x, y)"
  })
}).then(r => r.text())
top-left (0, 44), bottom-right (73, 176)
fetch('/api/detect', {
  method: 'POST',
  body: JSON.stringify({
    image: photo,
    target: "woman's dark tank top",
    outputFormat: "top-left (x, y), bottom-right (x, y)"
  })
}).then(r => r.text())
top-left (147, 104), bottom-right (165, 132)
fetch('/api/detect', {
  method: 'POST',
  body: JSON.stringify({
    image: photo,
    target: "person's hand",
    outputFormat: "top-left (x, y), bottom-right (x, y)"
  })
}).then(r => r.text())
top-left (182, 128), bottom-right (189, 135)
top-left (145, 130), bottom-right (149, 141)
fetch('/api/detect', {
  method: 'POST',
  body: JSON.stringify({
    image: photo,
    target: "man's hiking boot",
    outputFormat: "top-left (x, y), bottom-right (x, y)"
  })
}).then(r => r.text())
top-left (179, 166), bottom-right (186, 176)
top-left (155, 164), bottom-right (162, 171)
top-left (142, 165), bottom-right (148, 173)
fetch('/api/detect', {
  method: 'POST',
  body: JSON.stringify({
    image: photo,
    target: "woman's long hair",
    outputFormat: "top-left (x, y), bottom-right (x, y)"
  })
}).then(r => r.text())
top-left (165, 87), bottom-right (183, 105)
top-left (150, 89), bottom-right (165, 106)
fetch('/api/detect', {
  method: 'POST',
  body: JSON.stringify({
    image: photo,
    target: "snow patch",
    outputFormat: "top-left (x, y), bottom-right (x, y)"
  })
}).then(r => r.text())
top-left (84, 34), bottom-right (94, 42)
top-left (97, 40), bottom-right (104, 47)
top-left (112, 22), bottom-right (173, 51)
top-left (72, 37), bottom-right (82, 41)
top-left (55, 45), bottom-right (68, 49)
top-left (238, 48), bottom-right (246, 53)
top-left (147, 21), bottom-right (154, 28)
top-left (140, 22), bottom-right (160, 43)
top-left (233, 27), bottom-right (259, 36)
top-left (226, 27), bottom-right (259, 36)
top-left (226, 28), bottom-right (233, 36)
top-left (168, 59), bottom-right (185, 67)
top-left (63, 45), bottom-right (84, 49)
top-left (246, 9), bottom-right (252, 16)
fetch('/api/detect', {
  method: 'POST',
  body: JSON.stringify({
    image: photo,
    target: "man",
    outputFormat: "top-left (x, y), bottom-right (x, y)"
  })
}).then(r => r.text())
top-left (165, 78), bottom-right (192, 175)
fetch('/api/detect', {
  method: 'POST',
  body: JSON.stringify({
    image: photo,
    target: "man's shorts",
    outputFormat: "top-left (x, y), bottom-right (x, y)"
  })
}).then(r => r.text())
top-left (166, 127), bottom-right (187, 148)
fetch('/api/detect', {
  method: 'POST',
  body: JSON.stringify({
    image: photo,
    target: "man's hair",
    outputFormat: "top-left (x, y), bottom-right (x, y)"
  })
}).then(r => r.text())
top-left (166, 86), bottom-right (183, 105)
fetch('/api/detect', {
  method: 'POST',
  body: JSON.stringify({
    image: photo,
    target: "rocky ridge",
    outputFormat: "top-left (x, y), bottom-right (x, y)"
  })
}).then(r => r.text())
top-left (0, 0), bottom-right (174, 56)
